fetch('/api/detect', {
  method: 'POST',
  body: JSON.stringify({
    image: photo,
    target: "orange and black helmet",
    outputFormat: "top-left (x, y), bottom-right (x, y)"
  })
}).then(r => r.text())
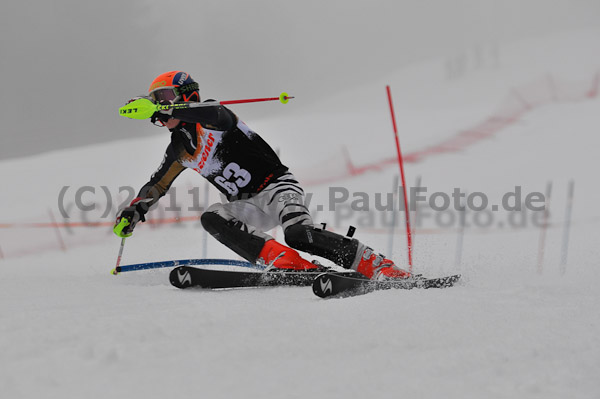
top-left (148, 71), bottom-right (200, 104)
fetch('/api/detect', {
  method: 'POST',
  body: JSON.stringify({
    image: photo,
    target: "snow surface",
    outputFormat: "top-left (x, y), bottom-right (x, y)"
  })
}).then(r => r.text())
top-left (2, 29), bottom-right (600, 399)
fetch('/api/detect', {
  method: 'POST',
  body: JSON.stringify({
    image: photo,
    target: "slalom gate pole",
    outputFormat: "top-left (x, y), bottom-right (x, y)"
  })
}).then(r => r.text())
top-left (386, 85), bottom-right (413, 272)
top-left (201, 180), bottom-right (210, 259)
top-left (411, 175), bottom-right (422, 245)
top-left (559, 180), bottom-right (575, 275)
top-left (48, 209), bottom-right (67, 252)
top-left (454, 190), bottom-right (467, 269)
top-left (536, 181), bottom-right (553, 274)
top-left (387, 174), bottom-right (399, 258)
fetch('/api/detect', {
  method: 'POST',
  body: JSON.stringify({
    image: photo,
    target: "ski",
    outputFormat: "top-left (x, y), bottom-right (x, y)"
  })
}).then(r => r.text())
top-left (113, 258), bottom-right (256, 274)
top-left (312, 271), bottom-right (461, 298)
top-left (169, 265), bottom-right (330, 289)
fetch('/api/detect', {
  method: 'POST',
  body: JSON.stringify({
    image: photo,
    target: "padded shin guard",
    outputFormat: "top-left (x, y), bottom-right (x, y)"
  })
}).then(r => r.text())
top-left (284, 224), bottom-right (359, 269)
top-left (200, 211), bottom-right (266, 263)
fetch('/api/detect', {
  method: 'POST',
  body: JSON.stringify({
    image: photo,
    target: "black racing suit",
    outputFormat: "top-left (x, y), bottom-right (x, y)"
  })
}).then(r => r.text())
top-left (134, 101), bottom-right (361, 269)
top-left (136, 102), bottom-right (288, 205)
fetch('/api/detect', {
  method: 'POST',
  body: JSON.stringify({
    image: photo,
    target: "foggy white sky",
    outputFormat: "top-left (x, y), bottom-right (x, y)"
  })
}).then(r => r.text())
top-left (1, 0), bottom-right (599, 159)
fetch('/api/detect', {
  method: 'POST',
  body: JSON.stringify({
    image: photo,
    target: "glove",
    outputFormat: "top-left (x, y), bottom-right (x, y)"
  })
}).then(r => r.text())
top-left (113, 198), bottom-right (151, 238)
top-left (147, 95), bottom-right (173, 125)
top-left (151, 111), bottom-right (172, 126)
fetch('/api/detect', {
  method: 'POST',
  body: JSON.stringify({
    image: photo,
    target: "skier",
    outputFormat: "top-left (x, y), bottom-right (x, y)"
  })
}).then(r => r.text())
top-left (113, 71), bottom-right (410, 280)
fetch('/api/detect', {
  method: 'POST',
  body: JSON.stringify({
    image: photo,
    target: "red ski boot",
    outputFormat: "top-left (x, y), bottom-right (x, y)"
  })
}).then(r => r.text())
top-left (258, 240), bottom-right (320, 271)
top-left (354, 247), bottom-right (411, 281)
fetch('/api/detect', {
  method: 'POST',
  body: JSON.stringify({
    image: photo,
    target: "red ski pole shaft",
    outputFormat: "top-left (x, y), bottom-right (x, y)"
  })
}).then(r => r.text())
top-left (221, 95), bottom-right (294, 105)
top-left (179, 93), bottom-right (294, 109)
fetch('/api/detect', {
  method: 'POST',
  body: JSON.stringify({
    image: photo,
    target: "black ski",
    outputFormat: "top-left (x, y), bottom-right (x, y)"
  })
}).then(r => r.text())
top-left (312, 271), bottom-right (461, 298)
top-left (169, 266), bottom-right (328, 289)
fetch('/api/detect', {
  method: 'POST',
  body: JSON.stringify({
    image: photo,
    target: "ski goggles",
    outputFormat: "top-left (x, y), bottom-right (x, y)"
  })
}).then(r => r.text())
top-left (149, 82), bottom-right (200, 104)
top-left (149, 87), bottom-right (178, 104)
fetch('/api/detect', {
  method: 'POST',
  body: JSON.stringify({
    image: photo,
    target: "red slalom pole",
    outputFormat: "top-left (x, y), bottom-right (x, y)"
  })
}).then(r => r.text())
top-left (386, 85), bottom-right (413, 271)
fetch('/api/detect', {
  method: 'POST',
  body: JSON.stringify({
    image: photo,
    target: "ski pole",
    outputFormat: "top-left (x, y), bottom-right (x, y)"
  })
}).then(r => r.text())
top-left (119, 92), bottom-right (294, 120)
top-left (111, 236), bottom-right (127, 275)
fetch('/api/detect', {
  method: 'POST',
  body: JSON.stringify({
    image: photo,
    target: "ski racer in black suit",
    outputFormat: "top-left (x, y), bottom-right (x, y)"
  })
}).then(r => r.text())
top-left (114, 71), bottom-right (410, 280)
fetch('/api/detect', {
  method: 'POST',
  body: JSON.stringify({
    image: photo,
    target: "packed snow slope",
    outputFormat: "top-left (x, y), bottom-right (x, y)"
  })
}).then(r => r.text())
top-left (1, 29), bottom-right (600, 399)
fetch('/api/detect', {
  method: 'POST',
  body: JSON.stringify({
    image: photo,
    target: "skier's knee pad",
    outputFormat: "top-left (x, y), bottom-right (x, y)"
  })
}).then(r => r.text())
top-left (200, 211), bottom-right (265, 263)
top-left (284, 224), bottom-right (359, 269)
